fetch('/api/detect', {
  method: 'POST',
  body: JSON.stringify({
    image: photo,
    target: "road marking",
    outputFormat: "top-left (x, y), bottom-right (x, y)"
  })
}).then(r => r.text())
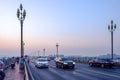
top-left (77, 68), bottom-right (120, 79)
top-left (72, 71), bottom-right (99, 80)
top-left (49, 65), bottom-right (56, 68)
top-left (50, 64), bottom-right (98, 80)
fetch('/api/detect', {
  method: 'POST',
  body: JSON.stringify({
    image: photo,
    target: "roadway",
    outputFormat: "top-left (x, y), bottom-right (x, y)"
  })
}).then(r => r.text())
top-left (28, 60), bottom-right (120, 80)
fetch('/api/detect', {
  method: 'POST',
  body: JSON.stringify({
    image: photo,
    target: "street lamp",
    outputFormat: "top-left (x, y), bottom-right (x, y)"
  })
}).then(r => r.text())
top-left (43, 48), bottom-right (45, 57)
top-left (38, 50), bottom-right (40, 57)
top-left (17, 4), bottom-right (26, 57)
top-left (56, 43), bottom-right (59, 57)
top-left (108, 20), bottom-right (116, 60)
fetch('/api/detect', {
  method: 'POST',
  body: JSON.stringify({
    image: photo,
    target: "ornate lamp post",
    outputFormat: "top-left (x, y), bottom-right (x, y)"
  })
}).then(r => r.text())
top-left (43, 48), bottom-right (45, 57)
top-left (17, 4), bottom-right (26, 57)
top-left (38, 50), bottom-right (40, 57)
top-left (56, 43), bottom-right (59, 57)
top-left (108, 20), bottom-right (116, 60)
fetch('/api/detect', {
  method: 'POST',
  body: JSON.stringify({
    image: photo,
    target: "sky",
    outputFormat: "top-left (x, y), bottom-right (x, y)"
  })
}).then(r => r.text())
top-left (0, 0), bottom-right (120, 57)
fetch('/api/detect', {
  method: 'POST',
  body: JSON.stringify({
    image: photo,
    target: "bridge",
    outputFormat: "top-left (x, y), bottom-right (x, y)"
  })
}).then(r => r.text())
top-left (2, 57), bottom-right (120, 80)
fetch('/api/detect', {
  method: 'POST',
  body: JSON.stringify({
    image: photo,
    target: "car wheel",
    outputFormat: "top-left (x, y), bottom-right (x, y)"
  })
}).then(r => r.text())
top-left (108, 65), bottom-right (112, 68)
top-left (72, 66), bottom-right (75, 69)
top-left (56, 63), bottom-right (58, 68)
top-left (35, 65), bottom-right (38, 68)
top-left (101, 64), bottom-right (104, 68)
top-left (89, 63), bottom-right (93, 66)
top-left (62, 64), bottom-right (65, 69)
top-left (56, 65), bottom-right (58, 68)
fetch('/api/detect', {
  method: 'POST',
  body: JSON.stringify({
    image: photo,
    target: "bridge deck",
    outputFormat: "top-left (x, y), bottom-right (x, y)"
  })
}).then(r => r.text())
top-left (4, 64), bottom-right (24, 80)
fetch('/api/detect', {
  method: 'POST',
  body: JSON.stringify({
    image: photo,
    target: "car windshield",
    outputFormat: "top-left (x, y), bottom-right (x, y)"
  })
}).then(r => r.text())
top-left (100, 59), bottom-right (112, 62)
top-left (90, 59), bottom-right (112, 62)
top-left (61, 58), bottom-right (70, 61)
top-left (37, 58), bottom-right (47, 61)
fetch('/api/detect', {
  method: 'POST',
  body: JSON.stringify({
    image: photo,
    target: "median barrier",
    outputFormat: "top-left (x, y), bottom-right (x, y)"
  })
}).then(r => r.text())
top-left (24, 61), bottom-right (35, 80)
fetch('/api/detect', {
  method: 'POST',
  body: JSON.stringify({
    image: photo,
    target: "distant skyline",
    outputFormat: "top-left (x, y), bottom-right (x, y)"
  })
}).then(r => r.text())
top-left (0, 0), bottom-right (120, 57)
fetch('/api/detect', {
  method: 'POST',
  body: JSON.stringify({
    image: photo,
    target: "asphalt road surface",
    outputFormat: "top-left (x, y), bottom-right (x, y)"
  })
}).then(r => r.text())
top-left (28, 60), bottom-right (120, 80)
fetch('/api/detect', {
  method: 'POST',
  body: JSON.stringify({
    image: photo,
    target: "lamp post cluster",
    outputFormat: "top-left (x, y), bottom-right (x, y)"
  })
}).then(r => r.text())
top-left (36, 43), bottom-right (59, 57)
top-left (17, 4), bottom-right (26, 57)
top-left (108, 20), bottom-right (116, 60)
top-left (16, 4), bottom-right (117, 60)
top-left (36, 49), bottom-right (45, 57)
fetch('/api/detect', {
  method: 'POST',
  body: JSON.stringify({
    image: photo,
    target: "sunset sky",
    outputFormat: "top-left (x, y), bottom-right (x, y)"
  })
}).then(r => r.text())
top-left (0, 0), bottom-right (120, 57)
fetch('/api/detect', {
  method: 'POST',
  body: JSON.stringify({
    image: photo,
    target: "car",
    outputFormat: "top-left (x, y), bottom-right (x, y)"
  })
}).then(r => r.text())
top-left (89, 59), bottom-right (114, 68)
top-left (55, 57), bottom-right (75, 69)
top-left (35, 58), bottom-right (49, 68)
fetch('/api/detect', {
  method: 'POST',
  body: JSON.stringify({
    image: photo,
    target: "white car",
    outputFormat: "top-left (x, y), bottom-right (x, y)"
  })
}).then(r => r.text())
top-left (35, 58), bottom-right (49, 68)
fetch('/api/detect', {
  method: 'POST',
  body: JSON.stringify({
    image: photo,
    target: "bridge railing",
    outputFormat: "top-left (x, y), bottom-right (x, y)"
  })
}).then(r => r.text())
top-left (24, 61), bottom-right (35, 80)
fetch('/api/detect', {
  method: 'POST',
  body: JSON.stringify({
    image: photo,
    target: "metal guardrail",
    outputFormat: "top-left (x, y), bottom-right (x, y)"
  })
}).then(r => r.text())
top-left (24, 62), bottom-right (35, 80)
top-left (24, 62), bottom-right (29, 80)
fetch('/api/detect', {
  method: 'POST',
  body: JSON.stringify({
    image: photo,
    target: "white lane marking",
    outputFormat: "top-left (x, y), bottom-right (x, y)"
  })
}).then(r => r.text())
top-left (50, 62), bottom-right (120, 79)
top-left (72, 71), bottom-right (98, 80)
top-left (49, 64), bottom-right (97, 80)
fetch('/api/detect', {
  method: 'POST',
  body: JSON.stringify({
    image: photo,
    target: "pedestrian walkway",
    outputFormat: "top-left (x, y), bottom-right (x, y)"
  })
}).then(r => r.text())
top-left (4, 64), bottom-right (24, 80)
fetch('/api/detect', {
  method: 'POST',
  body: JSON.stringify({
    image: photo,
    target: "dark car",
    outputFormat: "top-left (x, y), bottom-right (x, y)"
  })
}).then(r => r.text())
top-left (55, 57), bottom-right (75, 69)
top-left (89, 59), bottom-right (114, 68)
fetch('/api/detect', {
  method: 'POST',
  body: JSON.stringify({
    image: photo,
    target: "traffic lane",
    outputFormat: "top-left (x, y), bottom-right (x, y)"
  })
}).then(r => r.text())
top-left (50, 60), bottom-right (120, 76)
top-left (76, 63), bottom-right (120, 76)
top-left (49, 65), bottom-right (98, 80)
top-left (29, 61), bottom-right (120, 80)
top-left (29, 62), bottom-right (65, 80)
top-left (76, 64), bottom-right (120, 80)
top-left (74, 68), bottom-right (120, 80)
top-left (48, 61), bottom-right (120, 80)
top-left (49, 60), bottom-right (120, 80)
top-left (29, 62), bottom-right (87, 80)
top-left (48, 60), bottom-right (56, 66)
top-left (49, 64), bottom-right (120, 80)
top-left (49, 61), bottom-right (97, 80)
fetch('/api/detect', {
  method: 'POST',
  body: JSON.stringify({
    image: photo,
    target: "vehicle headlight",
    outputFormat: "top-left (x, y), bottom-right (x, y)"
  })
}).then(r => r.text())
top-left (73, 62), bottom-right (75, 64)
top-left (63, 63), bottom-right (67, 64)
top-left (64, 62), bottom-right (68, 64)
